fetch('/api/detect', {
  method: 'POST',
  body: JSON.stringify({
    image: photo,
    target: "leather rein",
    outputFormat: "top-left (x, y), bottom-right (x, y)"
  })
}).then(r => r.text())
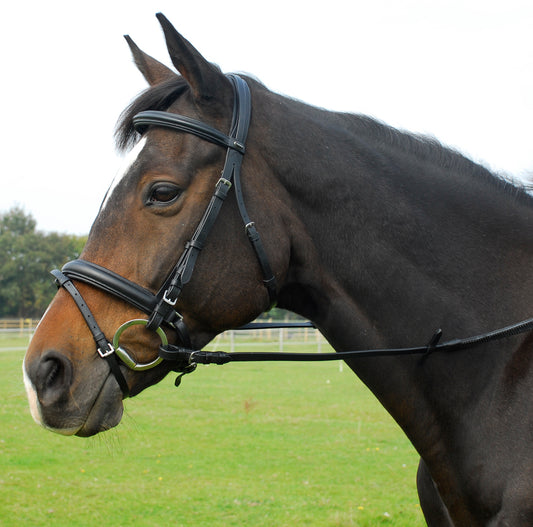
top-left (52, 74), bottom-right (533, 396)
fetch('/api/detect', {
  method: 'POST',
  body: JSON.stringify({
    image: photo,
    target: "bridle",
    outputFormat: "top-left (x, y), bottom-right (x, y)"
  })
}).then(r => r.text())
top-left (52, 74), bottom-right (533, 398)
top-left (52, 74), bottom-right (276, 395)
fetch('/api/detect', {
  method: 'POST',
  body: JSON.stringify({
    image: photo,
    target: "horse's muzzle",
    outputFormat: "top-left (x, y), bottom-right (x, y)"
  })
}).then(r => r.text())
top-left (23, 348), bottom-right (124, 436)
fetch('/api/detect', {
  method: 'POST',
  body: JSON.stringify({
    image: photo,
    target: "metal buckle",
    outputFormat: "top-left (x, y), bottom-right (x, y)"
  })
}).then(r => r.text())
top-left (163, 289), bottom-right (178, 306)
top-left (98, 342), bottom-right (115, 358)
top-left (216, 177), bottom-right (232, 189)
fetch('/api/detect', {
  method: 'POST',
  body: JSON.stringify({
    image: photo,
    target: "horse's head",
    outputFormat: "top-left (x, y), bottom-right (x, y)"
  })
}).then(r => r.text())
top-left (23, 14), bottom-right (291, 436)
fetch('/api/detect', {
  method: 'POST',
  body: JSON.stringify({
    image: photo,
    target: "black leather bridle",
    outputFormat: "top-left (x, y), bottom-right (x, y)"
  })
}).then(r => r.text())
top-left (52, 74), bottom-right (533, 398)
top-left (52, 74), bottom-right (277, 395)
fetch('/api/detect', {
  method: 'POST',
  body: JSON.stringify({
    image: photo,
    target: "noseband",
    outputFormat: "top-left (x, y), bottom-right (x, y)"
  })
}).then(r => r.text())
top-left (52, 75), bottom-right (277, 395)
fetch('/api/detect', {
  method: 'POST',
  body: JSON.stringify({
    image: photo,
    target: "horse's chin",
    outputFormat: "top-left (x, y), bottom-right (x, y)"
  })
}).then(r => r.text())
top-left (25, 371), bottom-right (125, 438)
top-left (75, 365), bottom-right (172, 436)
top-left (74, 375), bottom-right (125, 437)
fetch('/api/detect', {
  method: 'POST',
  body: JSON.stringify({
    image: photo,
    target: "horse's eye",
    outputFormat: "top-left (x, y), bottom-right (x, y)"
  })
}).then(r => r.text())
top-left (148, 183), bottom-right (181, 205)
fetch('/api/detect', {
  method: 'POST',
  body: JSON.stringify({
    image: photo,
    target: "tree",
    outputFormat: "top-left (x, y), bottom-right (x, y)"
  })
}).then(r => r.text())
top-left (0, 207), bottom-right (86, 317)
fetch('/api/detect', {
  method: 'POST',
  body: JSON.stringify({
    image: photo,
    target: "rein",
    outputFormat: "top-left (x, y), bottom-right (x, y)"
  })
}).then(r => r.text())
top-left (51, 73), bottom-right (533, 395)
top-left (158, 317), bottom-right (533, 368)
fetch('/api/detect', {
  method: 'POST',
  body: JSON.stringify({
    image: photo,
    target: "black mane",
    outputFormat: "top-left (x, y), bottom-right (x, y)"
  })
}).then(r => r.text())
top-left (115, 76), bottom-right (532, 206)
top-left (348, 113), bottom-right (533, 205)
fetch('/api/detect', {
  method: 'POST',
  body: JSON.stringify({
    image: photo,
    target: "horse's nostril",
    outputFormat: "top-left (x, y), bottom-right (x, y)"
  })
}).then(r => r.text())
top-left (43, 358), bottom-right (61, 389)
top-left (36, 352), bottom-right (73, 404)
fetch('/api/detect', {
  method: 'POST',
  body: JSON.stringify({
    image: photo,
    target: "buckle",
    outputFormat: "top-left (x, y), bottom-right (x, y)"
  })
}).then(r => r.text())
top-left (216, 177), bottom-right (232, 189)
top-left (163, 289), bottom-right (178, 306)
top-left (98, 342), bottom-right (115, 358)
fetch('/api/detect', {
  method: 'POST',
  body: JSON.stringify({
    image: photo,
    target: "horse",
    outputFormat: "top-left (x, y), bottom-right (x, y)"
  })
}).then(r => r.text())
top-left (23, 13), bottom-right (533, 526)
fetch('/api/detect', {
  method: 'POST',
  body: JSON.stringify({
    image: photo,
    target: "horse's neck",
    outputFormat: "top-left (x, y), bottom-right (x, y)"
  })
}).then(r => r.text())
top-left (278, 138), bottom-right (533, 471)
top-left (258, 89), bottom-right (533, 519)
top-left (265, 100), bottom-right (533, 347)
top-left (261, 91), bottom-right (533, 415)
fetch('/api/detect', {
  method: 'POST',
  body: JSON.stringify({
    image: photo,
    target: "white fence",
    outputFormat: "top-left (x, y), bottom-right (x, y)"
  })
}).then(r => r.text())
top-left (206, 324), bottom-right (329, 353)
top-left (0, 318), bottom-right (331, 354)
top-left (0, 319), bottom-right (39, 334)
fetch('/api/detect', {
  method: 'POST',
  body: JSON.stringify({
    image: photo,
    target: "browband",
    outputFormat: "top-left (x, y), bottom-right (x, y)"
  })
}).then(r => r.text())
top-left (133, 111), bottom-right (245, 153)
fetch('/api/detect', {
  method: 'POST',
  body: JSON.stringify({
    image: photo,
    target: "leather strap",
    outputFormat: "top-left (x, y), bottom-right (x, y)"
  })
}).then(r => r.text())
top-left (159, 317), bottom-right (533, 366)
top-left (51, 269), bottom-right (130, 396)
top-left (61, 260), bottom-right (158, 315)
top-left (133, 112), bottom-right (245, 153)
top-left (233, 166), bottom-right (277, 307)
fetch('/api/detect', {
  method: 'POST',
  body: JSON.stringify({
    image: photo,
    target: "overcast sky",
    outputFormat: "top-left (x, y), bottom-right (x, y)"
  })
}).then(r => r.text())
top-left (2, 0), bottom-right (532, 234)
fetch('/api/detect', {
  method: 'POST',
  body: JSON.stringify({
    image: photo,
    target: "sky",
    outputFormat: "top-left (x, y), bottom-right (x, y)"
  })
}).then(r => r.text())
top-left (2, 0), bottom-right (532, 235)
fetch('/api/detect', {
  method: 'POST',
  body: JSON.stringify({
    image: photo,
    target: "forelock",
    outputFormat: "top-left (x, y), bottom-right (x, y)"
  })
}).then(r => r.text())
top-left (114, 77), bottom-right (189, 152)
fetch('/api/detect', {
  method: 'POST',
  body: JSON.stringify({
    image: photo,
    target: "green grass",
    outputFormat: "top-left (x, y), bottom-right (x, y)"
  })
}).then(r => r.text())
top-left (0, 334), bottom-right (425, 526)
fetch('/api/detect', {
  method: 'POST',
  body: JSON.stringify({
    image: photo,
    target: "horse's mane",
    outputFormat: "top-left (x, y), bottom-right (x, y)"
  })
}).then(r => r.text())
top-left (340, 113), bottom-right (533, 205)
top-left (115, 76), bottom-right (533, 206)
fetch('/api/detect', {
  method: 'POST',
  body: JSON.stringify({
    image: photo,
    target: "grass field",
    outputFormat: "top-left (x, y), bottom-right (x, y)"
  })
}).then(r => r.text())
top-left (0, 333), bottom-right (425, 526)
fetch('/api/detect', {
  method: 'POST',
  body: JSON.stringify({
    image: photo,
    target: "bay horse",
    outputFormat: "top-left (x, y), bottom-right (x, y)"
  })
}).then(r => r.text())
top-left (23, 13), bottom-right (533, 526)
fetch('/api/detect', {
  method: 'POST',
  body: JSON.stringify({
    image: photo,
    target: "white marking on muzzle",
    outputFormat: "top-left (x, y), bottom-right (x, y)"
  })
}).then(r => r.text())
top-left (22, 359), bottom-right (43, 427)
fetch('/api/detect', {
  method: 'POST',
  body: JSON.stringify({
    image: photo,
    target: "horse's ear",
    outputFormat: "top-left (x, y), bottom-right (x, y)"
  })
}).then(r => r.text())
top-left (156, 13), bottom-right (228, 102)
top-left (124, 35), bottom-right (177, 86)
